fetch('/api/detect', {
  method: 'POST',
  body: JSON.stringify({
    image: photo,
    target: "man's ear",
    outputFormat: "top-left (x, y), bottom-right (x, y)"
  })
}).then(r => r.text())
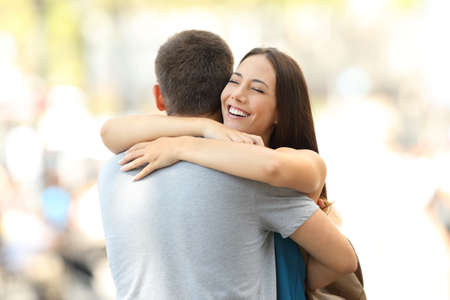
top-left (153, 84), bottom-right (166, 111)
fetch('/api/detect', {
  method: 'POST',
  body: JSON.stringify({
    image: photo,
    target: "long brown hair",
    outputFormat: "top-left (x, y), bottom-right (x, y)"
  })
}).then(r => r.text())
top-left (240, 48), bottom-right (329, 206)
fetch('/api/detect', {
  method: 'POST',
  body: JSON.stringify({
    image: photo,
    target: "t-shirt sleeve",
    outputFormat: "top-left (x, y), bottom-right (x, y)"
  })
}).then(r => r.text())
top-left (255, 185), bottom-right (319, 238)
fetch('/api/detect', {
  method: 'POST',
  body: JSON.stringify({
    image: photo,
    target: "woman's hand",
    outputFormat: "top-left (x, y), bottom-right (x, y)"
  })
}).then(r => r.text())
top-left (317, 198), bottom-right (329, 210)
top-left (119, 137), bottom-right (181, 181)
top-left (202, 120), bottom-right (264, 146)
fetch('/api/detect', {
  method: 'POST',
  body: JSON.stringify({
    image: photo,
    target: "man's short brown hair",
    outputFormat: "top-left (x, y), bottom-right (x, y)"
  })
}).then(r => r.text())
top-left (155, 30), bottom-right (234, 115)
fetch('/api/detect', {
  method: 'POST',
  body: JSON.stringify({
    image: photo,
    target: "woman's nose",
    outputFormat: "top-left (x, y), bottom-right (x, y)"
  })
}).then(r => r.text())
top-left (231, 86), bottom-right (247, 103)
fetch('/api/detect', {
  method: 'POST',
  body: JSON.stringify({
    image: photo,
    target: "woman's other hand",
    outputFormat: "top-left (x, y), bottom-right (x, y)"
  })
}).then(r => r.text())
top-left (119, 137), bottom-right (181, 181)
top-left (317, 198), bottom-right (329, 210)
top-left (202, 120), bottom-right (264, 146)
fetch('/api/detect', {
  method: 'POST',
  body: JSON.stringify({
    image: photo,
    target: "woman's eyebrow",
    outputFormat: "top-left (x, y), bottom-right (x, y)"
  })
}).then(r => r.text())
top-left (233, 72), bottom-right (269, 88)
top-left (252, 79), bottom-right (269, 88)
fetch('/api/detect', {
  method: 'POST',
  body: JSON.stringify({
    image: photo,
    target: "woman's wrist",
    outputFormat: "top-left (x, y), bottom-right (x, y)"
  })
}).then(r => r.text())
top-left (194, 117), bottom-right (209, 137)
top-left (199, 118), bottom-right (215, 138)
top-left (174, 136), bottom-right (196, 161)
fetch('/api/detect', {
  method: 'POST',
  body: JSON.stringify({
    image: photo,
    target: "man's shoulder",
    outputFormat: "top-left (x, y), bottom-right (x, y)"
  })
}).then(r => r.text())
top-left (98, 154), bottom-right (252, 186)
top-left (99, 153), bottom-right (125, 179)
top-left (97, 154), bottom-right (309, 200)
top-left (154, 161), bottom-right (254, 185)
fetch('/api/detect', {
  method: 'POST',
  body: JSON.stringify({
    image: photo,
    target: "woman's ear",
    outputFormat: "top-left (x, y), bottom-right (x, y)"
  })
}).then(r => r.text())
top-left (153, 84), bottom-right (166, 111)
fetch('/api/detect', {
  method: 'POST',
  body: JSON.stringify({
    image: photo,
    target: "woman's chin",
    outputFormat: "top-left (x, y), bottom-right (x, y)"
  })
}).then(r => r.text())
top-left (223, 118), bottom-right (246, 131)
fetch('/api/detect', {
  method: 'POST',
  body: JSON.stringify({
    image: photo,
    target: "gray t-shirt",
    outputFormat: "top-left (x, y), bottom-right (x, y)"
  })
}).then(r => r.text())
top-left (98, 153), bottom-right (318, 300)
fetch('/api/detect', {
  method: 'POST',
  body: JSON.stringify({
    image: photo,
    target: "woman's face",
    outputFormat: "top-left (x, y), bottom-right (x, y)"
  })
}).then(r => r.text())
top-left (221, 54), bottom-right (277, 145)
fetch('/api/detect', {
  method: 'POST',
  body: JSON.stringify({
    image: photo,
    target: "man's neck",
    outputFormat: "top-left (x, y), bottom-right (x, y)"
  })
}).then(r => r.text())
top-left (172, 111), bottom-right (222, 122)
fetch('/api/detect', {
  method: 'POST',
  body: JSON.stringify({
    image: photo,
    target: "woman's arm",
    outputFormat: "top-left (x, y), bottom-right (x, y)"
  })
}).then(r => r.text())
top-left (178, 137), bottom-right (325, 194)
top-left (306, 256), bottom-right (351, 291)
top-left (101, 115), bottom-right (262, 154)
top-left (303, 208), bottom-right (348, 290)
top-left (289, 210), bottom-right (357, 281)
top-left (100, 115), bottom-right (206, 154)
top-left (121, 136), bottom-right (325, 195)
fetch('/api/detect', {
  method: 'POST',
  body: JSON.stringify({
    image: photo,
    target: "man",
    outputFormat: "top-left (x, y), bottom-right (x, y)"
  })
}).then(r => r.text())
top-left (98, 30), bottom-right (321, 299)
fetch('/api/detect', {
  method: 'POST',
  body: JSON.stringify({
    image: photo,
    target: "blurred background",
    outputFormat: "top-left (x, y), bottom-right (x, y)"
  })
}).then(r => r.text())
top-left (0, 0), bottom-right (449, 299)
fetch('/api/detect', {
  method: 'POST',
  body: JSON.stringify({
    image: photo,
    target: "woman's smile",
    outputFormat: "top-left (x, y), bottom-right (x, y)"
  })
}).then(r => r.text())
top-left (227, 105), bottom-right (250, 118)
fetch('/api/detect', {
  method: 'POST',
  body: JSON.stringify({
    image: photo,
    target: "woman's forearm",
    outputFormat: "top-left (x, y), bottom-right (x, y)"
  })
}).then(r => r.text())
top-left (177, 136), bottom-right (277, 184)
top-left (101, 115), bottom-right (207, 154)
top-left (289, 210), bottom-right (357, 275)
top-left (306, 256), bottom-right (348, 291)
top-left (177, 136), bottom-right (324, 193)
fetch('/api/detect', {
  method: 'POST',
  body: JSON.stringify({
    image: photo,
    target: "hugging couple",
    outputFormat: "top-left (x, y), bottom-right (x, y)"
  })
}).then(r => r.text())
top-left (98, 30), bottom-right (358, 299)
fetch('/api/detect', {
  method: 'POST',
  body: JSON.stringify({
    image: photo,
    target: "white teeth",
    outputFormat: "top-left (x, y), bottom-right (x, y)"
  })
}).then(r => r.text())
top-left (228, 106), bottom-right (249, 117)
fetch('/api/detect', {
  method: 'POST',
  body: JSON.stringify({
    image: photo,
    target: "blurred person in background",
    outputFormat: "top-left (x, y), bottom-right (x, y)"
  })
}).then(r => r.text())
top-left (101, 30), bottom-right (356, 299)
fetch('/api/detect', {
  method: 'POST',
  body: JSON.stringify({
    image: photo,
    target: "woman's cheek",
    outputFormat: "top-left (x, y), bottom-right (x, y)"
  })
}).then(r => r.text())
top-left (220, 87), bottom-right (229, 104)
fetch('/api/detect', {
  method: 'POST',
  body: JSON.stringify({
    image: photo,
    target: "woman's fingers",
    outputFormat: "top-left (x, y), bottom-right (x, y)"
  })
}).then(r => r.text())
top-left (133, 161), bottom-right (159, 181)
top-left (229, 132), bottom-right (254, 144)
top-left (317, 198), bottom-right (328, 209)
top-left (120, 149), bottom-right (145, 165)
top-left (248, 134), bottom-right (264, 146)
top-left (243, 135), bottom-right (255, 144)
top-left (228, 133), bottom-right (245, 144)
top-left (120, 157), bottom-right (148, 172)
top-left (208, 128), bottom-right (263, 146)
top-left (129, 142), bottom-right (149, 151)
top-left (239, 133), bottom-right (263, 145)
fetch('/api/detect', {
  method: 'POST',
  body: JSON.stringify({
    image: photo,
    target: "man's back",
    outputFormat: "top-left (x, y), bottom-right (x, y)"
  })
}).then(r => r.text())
top-left (98, 153), bottom-right (317, 299)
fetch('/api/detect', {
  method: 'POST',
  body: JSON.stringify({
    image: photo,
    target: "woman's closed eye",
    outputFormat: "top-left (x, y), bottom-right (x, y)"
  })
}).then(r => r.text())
top-left (229, 79), bottom-right (239, 84)
top-left (251, 87), bottom-right (264, 94)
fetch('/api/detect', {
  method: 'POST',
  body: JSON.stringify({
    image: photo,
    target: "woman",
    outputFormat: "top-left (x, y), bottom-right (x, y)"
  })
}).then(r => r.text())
top-left (101, 48), bottom-right (356, 298)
